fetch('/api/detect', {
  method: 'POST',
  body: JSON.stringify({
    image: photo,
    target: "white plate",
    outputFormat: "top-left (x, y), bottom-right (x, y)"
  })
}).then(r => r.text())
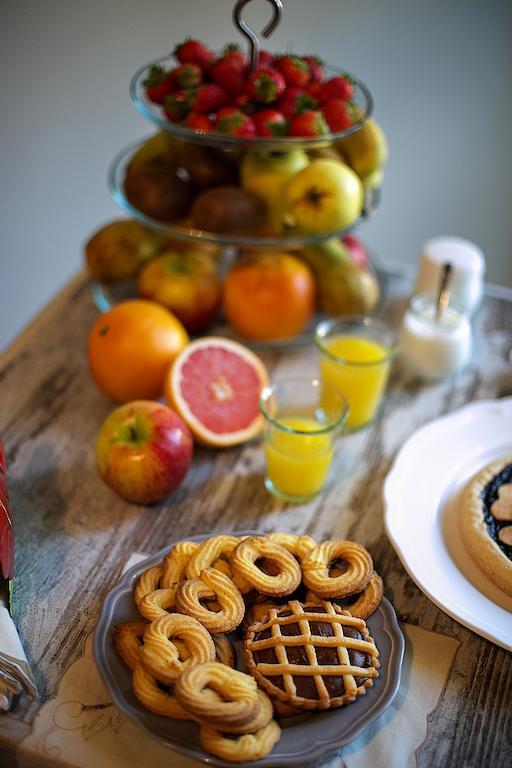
top-left (384, 397), bottom-right (512, 651)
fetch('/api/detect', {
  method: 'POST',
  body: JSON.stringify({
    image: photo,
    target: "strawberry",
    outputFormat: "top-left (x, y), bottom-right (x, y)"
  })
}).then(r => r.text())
top-left (221, 43), bottom-right (247, 68)
top-left (307, 81), bottom-right (322, 100)
top-left (163, 90), bottom-right (191, 122)
top-left (319, 75), bottom-right (354, 103)
top-left (322, 99), bottom-right (352, 132)
top-left (289, 110), bottom-right (329, 137)
top-left (258, 50), bottom-right (274, 68)
top-left (215, 107), bottom-right (256, 137)
top-left (143, 65), bottom-right (175, 104)
top-left (275, 55), bottom-right (310, 88)
top-left (187, 113), bottom-right (212, 132)
top-left (278, 87), bottom-right (317, 118)
top-left (210, 52), bottom-right (247, 95)
top-left (303, 55), bottom-right (324, 84)
top-left (173, 38), bottom-right (215, 72)
top-left (246, 68), bottom-right (286, 104)
top-left (253, 109), bottom-right (288, 137)
top-left (174, 63), bottom-right (202, 89)
top-left (235, 92), bottom-right (257, 114)
top-left (189, 83), bottom-right (229, 114)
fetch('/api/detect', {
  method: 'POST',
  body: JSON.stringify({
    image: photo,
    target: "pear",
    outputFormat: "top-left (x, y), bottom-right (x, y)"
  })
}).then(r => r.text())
top-left (300, 238), bottom-right (380, 315)
top-left (335, 119), bottom-right (388, 181)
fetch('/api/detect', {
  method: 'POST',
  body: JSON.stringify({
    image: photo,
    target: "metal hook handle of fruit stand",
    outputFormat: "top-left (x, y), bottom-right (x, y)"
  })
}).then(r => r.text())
top-left (232, 0), bottom-right (283, 72)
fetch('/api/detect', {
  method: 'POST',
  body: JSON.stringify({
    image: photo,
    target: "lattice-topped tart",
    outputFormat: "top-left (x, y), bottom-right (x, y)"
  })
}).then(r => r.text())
top-left (460, 457), bottom-right (512, 597)
top-left (243, 600), bottom-right (379, 711)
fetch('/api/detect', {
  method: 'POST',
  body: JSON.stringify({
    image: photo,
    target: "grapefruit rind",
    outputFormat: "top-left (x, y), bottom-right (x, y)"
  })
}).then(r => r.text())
top-left (166, 337), bottom-right (269, 448)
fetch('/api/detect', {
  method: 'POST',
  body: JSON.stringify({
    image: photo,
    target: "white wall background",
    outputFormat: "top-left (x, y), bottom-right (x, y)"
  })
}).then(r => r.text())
top-left (1, 0), bottom-right (511, 351)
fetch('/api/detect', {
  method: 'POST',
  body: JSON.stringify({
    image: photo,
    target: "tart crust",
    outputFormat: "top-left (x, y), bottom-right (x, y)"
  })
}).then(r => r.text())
top-left (460, 457), bottom-right (512, 597)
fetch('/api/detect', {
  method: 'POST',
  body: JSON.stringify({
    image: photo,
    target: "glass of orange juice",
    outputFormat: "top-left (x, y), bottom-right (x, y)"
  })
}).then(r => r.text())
top-left (314, 316), bottom-right (397, 432)
top-left (259, 378), bottom-right (348, 503)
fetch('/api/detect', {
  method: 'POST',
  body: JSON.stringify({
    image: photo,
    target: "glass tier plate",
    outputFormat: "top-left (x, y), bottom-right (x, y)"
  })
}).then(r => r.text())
top-left (108, 136), bottom-right (381, 248)
top-left (90, 251), bottom-right (391, 351)
top-left (130, 54), bottom-right (373, 152)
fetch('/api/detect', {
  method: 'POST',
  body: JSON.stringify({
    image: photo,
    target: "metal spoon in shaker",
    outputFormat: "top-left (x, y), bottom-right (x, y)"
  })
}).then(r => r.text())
top-left (435, 262), bottom-right (453, 321)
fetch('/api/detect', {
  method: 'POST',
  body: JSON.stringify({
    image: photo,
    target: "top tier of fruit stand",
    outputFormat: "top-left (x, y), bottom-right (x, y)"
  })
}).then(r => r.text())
top-left (109, 0), bottom-right (381, 248)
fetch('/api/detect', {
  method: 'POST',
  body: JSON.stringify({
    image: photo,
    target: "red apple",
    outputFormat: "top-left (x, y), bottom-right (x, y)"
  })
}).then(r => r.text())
top-left (96, 400), bottom-right (193, 504)
top-left (342, 234), bottom-right (369, 270)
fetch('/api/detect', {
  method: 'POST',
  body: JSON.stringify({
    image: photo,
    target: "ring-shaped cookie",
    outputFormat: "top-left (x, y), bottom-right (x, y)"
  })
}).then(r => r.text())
top-left (199, 720), bottom-right (281, 762)
top-left (113, 621), bottom-right (147, 670)
top-left (230, 537), bottom-right (302, 597)
top-left (138, 586), bottom-right (180, 622)
top-left (140, 613), bottom-right (215, 685)
top-left (186, 535), bottom-right (240, 579)
top-left (306, 571), bottom-right (383, 619)
top-left (134, 564), bottom-right (163, 606)
top-left (175, 661), bottom-right (259, 728)
top-left (302, 540), bottom-right (373, 597)
top-left (214, 689), bottom-right (274, 735)
top-left (212, 633), bottom-right (236, 668)
top-left (132, 663), bottom-right (193, 720)
top-left (160, 541), bottom-right (199, 589)
top-left (176, 567), bottom-right (245, 633)
top-left (266, 532), bottom-right (317, 560)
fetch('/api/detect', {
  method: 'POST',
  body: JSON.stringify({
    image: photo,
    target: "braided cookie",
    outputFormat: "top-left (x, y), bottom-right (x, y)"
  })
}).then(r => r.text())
top-left (175, 661), bottom-right (259, 728)
top-left (302, 540), bottom-right (373, 598)
top-left (186, 534), bottom-right (252, 593)
top-left (244, 600), bottom-right (379, 711)
top-left (266, 532), bottom-right (317, 561)
top-left (199, 720), bottom-right (281, 762)
top-left (306, 571), bottom-right (383, 620)
top-left (113, 621), bottom-right (147, 670)
top-left (134, 564), bottom-right (163, 607)
top-left (161, 540), bottom-right (199, 589)
top-left (132, 663), bottom-right (194, 720)
top-left (230, 537), bottom-right (302, 597)
top-left (176, 567), bottom-right (245, 633)
top-left (140, 613), bottom-right (215, 685)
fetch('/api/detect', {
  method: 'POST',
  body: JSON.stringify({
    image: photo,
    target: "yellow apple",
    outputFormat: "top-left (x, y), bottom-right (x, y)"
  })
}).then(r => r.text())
top-left (285, 159), bottom-right (364, 234)
top-left (240, 149), bottom-right (310, 234)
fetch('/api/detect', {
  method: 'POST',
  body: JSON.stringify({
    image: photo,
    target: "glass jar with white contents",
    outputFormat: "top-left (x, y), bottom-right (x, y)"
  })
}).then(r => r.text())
top-left (399, 294), bottom-right (472, 381)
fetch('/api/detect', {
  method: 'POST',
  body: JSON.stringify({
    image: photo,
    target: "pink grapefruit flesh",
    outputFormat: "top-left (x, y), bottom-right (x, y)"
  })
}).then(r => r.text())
top-left (166, 337), bottom-right (269, 447)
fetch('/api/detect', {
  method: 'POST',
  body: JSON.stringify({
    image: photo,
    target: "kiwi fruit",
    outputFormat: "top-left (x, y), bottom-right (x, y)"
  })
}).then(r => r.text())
top-left (124, 164), bottom-right (196, 222)
top-left (175, 143), bottom-right (238, 189)
top-left (191, 186), bottom-right (267, 235)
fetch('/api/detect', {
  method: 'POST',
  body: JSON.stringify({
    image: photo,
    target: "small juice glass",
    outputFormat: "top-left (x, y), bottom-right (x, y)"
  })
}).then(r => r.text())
top-left (314, 316), bottom-right (397, 432)
top-left (259, 378), bottom-right (348, 503)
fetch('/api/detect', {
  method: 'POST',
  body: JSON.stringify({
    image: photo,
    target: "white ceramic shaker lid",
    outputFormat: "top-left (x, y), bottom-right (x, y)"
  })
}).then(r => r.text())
top-left (414, 236), bottom-right (486, 315)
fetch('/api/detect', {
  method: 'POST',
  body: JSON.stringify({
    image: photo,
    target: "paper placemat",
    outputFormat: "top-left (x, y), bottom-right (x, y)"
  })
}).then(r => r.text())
top-left (17, 553), bottom-right (460, 768)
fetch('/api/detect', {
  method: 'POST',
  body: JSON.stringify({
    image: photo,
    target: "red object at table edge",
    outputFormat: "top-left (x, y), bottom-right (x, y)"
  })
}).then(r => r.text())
top-left (0, 437), bottom-right (14, 580)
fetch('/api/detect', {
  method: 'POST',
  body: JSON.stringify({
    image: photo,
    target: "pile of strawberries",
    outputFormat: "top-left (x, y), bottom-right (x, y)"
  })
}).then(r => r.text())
top-left (143, 38), bottom-right (359, 138)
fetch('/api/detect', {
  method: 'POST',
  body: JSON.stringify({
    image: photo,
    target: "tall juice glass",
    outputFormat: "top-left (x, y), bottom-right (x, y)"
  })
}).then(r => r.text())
top-left (315, 316), bottom-right (397, 431)
top-left (259, 378), bottom-right (348, 504)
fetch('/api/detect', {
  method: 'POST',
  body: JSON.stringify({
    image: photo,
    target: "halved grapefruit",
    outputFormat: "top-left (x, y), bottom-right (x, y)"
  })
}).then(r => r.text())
top-left (165, 337), bottom-right (269, 447)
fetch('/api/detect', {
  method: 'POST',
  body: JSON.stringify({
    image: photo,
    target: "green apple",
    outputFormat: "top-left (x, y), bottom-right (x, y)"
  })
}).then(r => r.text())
top-left (335, 118), bottom-right (388, 180)
top-left (285, 159), bottom-right (364, 234)
top-left (240, 149), bottom-right (310, 233)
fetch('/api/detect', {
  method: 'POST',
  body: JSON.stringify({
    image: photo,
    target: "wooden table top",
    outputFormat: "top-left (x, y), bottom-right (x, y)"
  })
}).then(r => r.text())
top-left (0, 268), bottom-right (511, 767)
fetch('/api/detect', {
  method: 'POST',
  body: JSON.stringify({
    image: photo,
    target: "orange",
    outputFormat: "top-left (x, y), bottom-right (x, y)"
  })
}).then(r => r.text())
top-left (88, 299), bottom-right (188, 402)
top-left (223, 252), bottom-right (316, 341)
top-left (165, 337), bottom-right (269, 447)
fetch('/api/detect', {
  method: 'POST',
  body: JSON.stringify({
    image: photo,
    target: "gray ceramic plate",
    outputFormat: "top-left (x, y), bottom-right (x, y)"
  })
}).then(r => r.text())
top-left (93, 531), bottom-right (405, 767)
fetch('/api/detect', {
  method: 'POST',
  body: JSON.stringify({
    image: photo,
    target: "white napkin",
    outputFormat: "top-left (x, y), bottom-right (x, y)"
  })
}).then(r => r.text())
top-left (0, 604), bottom-right (38, 710)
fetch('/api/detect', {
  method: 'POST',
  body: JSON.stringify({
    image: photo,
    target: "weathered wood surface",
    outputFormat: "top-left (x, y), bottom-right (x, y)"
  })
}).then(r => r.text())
top-left (0, 269), bottom-right (511, 767)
